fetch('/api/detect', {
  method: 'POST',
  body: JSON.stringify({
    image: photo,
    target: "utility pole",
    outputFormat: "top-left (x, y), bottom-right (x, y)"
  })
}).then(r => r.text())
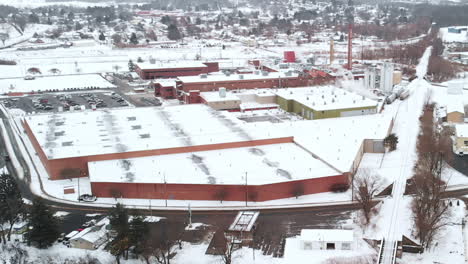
top-left (188, 203), bottom-right (192, 227)
top-left (245, 172), bottom-right (248, 207)
top-left (77, 172), bottom-right (81, 201)
top-left (149, 199), bottom-right (152, 216)
top-left (164, 173), bottom-right (167, 207)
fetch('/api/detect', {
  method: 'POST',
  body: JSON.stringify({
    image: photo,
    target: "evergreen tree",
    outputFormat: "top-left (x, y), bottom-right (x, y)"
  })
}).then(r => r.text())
top-left (75, 22), bottom-right (83, 31)
top-left (109, 203), bottom-right (130, 263)
top-left (128, 59), bottom-right (135, 71)
top-left (161, 15), bottom-right (171, 25)
top-left (129, 32), bottom-right (138, 44)
top-left (0, 173), bottom-right (25, 243)
top-left (26, 198), bottom-right (60, 248)
top-left (129, 216), bottom-right (149, 257)
top-left (99, 32), bottom-right (106, 41)
top-left (167, 24), bottom-right (182, 40)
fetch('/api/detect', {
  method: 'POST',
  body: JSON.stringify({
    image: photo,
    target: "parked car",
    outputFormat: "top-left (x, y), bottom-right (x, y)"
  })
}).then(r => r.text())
top-left (78, 194), bottom-right (97, 202)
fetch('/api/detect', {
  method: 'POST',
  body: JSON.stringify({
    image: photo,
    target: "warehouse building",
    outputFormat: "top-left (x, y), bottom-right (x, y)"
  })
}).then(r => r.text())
top-left (275, 86), bottom-right (378, 120)
top-left (22, 104), bottom-right (393, 201)
top-left (135, 61), bottom-right (219, 80)
top-left (176, 71), bottom-right (308, 96)
top-left (199, 88), bottom-right (278, 111)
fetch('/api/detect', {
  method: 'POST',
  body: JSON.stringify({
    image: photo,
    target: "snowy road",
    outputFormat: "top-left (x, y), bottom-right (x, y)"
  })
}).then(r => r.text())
top-left (378, 47), bottom-right (433, 264)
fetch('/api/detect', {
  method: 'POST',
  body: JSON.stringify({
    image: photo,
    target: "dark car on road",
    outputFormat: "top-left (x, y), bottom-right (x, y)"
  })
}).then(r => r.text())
top-left (78, 194), bottom-right (97, 202)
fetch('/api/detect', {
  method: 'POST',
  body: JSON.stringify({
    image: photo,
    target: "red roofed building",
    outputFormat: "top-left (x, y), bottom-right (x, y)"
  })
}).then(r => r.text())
top-left (135, 61), bottom-right (219, 80)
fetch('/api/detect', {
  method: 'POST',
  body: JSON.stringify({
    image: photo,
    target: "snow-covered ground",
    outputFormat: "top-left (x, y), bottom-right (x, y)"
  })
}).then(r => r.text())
top-left (0, 74), bottom-right (115, 94)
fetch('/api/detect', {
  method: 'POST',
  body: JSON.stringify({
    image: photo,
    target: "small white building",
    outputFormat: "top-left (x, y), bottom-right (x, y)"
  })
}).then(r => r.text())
top-left (299, 229), bottom-right (354, 251)
top-left (69, 218), bottom-right (110, 250)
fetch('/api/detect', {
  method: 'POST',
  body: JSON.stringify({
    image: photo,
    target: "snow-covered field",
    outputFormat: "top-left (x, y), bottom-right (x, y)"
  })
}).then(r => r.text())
top-left (0, 74), bottom-right (115, 94)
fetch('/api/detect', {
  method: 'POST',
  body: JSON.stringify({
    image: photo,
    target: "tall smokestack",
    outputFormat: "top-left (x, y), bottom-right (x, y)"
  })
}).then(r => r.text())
top-left (348, 23), bottom-right (353, 70)
top-left (330, 37), bottom-right (334, 65)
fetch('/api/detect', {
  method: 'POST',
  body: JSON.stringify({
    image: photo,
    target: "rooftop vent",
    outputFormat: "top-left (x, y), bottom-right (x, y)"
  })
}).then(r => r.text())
top-left (238, 74), bottom-right (244, 80)
top-left (139, 134), bottom-right (150, 139)
top-left (62, 141), bottom-right (73, 147)
top-left (200, 74), bottom-right (208, 79)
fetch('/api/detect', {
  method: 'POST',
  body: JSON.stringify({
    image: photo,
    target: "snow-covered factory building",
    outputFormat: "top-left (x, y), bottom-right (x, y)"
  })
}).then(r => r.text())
top-left (22, 104), bottom-right (393, 202)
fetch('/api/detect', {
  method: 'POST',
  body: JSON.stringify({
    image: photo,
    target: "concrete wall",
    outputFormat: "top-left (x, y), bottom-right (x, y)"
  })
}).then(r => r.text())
top-left (90, 174), bottom-right (347, 202)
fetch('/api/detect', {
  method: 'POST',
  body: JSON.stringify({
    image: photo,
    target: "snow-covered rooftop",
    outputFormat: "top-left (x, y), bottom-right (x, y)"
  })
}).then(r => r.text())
top-left (0, 74), bottom-right (115, 94)
top-left (88, 143), bottom-right (340, 185)
top-left (25, 104), bottom-right (271, 160)
top-left (200, 88), bottom-right (276, 103)
top-left (275, 86), bottom-right (378, 111)
top-left (300, 229), bottom-right (354, 242)
top-left (178, 71), bottom-right (298, 83)
top-left (136, 61), bottom-right (207, 70)
top-left (243, 113), bottom-right (393, 172)
top-left (447, 95), bottom-right (465, 114)
top-left (456, 124), bottom-right (468, 138)
top-left (440, 27), bottom-right (468, 43)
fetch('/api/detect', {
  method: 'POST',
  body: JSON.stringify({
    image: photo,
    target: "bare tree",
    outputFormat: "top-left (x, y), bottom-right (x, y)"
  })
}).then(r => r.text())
top-left (352, 169), bottom-right (382, 225)
top-left (143, 219), bottom-right (184, 264)
top-left (411, 103), bottom-right (452, 248)
top-left (212, 229), bottom-right (237, 264)
top-left (291, 183), bottom-right (305, 199)
top-left (214, 188), bottom-right (229, 203)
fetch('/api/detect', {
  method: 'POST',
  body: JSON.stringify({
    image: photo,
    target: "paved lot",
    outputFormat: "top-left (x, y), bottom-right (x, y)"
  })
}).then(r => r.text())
top-left (0, 91), bottom-right (129, 113)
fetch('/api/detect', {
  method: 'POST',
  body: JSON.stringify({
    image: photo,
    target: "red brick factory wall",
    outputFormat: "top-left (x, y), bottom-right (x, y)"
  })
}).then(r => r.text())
top-left (90, 174), bottom-right (348, 202)
top-left (136, 62), bottom-right (219, 80)
top-left (179, 76), bottom-right (308, 93)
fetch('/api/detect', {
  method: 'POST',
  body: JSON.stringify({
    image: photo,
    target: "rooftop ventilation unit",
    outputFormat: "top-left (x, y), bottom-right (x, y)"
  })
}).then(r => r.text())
top-left (239, 74), bottom-right (244, 80)
top-left (262, 71), bottom-right (269, 76)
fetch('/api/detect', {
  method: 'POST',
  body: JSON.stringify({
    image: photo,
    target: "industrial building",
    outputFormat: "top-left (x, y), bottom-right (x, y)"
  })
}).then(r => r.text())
top-left (275, 86), bottom-right (378, 120)
top-left (199, 88), bottom-right (278, 111)
top-left (176, 71), bottom-right (308, 95)
top-left (298, 229), bottom-right (355, 250)
top-left (135, 61), bottom-right (219, 80)
top-left (446, 81), bottom-right (465, 123)
top-left (363, 62), bottom-right (402, 93)
top-left (22, 104), bottom-right (393, 202)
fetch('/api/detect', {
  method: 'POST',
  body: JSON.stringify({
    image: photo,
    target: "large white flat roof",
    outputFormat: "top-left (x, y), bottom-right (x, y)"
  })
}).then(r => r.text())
top-left (178, 71), bottom-right (299, 84)
top-left (243, 113), bottom-right (393, 172)
top-left (88, 143), bottom-right (339, 185)
top-left (276, 86), bottom-right (378, 111)
top-left (200, 88), bottom-right (277, 103)
top-left (25, 104), bottom-right (270, 160)
top-left (136, 61), bottom-right (207, 70)
top-left (0, 74), bottom-right (115, 94)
